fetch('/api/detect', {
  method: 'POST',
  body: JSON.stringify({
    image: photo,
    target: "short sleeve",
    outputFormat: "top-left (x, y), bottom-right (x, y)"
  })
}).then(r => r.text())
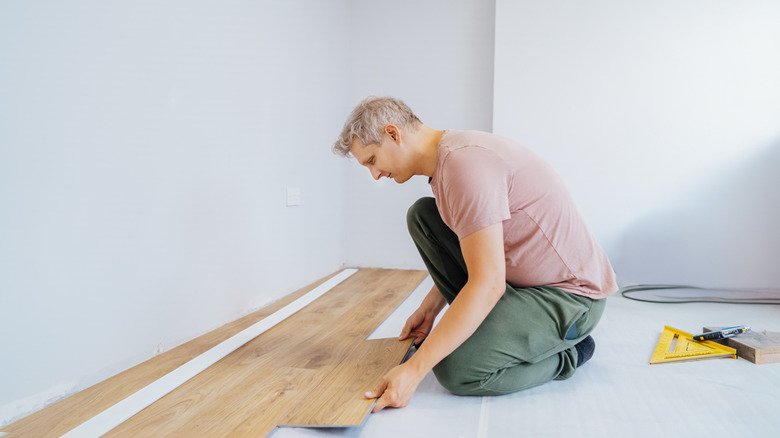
top-left (439, 146), bottom-right (511, 239)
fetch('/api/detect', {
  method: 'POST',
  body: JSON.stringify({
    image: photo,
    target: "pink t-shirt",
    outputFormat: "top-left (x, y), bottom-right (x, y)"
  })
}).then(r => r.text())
top-left (429, 130), bottom-right (617, 299)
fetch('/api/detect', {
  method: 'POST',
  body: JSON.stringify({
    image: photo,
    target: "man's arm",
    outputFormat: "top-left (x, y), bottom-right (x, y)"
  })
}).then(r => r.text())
top-left (399, 284), bottom-right (447, 346)
top-left (366, 222), bottom-right (506, 412)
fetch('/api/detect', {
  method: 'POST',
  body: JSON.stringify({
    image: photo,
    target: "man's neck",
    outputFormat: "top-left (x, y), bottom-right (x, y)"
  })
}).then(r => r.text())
top-left (410, 125), bottom-right (445, 178)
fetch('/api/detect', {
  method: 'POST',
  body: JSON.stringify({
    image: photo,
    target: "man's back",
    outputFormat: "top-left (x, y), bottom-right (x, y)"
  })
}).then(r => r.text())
top-left (429, 130), bottom-right (617, 299)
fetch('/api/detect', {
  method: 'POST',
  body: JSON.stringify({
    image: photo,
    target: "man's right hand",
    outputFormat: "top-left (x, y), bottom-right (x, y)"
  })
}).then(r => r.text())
top-left (399, 308), bottom-right (437, 346)
top-left (399, 285), bottom-right (447, 346)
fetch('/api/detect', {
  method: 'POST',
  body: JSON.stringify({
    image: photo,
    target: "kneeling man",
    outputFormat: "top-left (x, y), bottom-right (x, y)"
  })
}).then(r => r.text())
top-left (332, 96), bottom-right (617, 412)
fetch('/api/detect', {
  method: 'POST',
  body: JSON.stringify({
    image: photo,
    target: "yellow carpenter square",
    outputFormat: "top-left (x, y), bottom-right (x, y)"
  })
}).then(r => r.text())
top-left (650, 326), bottom-right (737, 364)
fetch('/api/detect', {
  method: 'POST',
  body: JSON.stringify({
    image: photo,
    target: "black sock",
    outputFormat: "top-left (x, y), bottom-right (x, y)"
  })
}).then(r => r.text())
top-left (574, 335), bottom-right (596, 367)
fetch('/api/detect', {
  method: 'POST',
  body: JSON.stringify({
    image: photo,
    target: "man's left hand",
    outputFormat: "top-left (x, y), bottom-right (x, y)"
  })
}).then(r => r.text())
top-left (365, 361), bottom-right (426, 413)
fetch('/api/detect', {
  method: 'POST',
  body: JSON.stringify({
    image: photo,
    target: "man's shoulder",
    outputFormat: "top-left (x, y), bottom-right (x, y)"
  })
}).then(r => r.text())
top-left (440, 132), bottom-right (508, 167)
top-left (440, 130), bottom-right (524, 158)
top-left (432, 130), bottom-right (522, 190)
top-left (441, 129), bottom-right (501, 147)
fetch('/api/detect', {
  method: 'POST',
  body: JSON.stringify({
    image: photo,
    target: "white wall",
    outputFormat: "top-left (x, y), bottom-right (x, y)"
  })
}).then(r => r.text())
top-left (0, 0), bottom-right (498, 425)
top-left (0, 0), bottom-right (350, 425)
top-left (8, 0), bottom-right (776, 428)
top-left (494, 0), bottom-right (780, 286)
top-left (343, 0), bottom-right (496, 269)
top-left (618, 143), bottom-right (780, 287)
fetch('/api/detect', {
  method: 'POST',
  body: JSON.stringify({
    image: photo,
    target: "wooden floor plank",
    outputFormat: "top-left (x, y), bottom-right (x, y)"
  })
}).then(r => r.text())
top-left (1, 271), bottom-right (343, 438)
top-left (282, 337), bottom-right (412, 427)
top-left (1, 268), bottom-right (427, 438)
top-left (704, 326), bottom-right (780, 364)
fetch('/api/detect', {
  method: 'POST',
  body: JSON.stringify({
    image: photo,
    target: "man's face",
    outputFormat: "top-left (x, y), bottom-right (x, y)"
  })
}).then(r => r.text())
top-left (350, 134), bottom-right (412, 184)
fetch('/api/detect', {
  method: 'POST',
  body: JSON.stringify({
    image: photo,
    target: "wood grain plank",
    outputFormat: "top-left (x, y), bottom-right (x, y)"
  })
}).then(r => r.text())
top-left (281, 337), bottom-right (413, 427)
top-left (1, 272), bottom-right (343, 438)
top-left (703, 326), bottom-right (780, 364)
top-left (1, 268), bottom-right (427, 438)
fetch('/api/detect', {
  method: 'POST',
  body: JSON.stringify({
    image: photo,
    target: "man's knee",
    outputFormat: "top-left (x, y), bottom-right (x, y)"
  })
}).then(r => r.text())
top-left (432, 357), bottom-right (490, 396)
top-left (406, 197), bottom-right (437, 235)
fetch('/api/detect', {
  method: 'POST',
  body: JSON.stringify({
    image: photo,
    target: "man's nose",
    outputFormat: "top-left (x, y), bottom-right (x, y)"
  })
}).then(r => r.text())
top-left (371, 167), bottom-right (382, 180)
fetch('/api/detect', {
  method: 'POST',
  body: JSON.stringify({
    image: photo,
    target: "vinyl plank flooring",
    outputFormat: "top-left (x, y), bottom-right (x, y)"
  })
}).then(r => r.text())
top-left (1, 271), bottom-right (345, 438)
top-left (281, 338), bottom-right (411, 427)
top-left (1, 268), bottom-right (427, 438)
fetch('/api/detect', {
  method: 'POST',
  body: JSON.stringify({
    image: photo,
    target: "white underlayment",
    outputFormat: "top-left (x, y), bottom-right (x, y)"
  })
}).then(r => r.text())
top-left (365, 275), bottom-right (439, 341)
top-left (273, 277), bottom-right (780, 438)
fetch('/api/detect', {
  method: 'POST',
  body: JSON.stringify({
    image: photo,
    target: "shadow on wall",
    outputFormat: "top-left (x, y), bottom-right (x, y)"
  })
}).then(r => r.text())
top-left (614, 139), bottom-right (780, 288)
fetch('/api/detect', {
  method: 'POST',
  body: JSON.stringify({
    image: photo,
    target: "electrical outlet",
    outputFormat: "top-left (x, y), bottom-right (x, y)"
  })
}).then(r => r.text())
top-left (286, 187), bottom-right (301, 206)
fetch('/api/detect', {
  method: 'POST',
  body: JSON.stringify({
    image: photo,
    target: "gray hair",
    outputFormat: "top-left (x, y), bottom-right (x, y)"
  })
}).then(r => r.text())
top-left (332, 96), bottom-right (422, 157)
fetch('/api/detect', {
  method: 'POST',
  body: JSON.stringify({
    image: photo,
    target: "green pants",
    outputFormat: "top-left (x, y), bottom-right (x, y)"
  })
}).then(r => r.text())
top-left (407, 197), bottom-right (606, 396)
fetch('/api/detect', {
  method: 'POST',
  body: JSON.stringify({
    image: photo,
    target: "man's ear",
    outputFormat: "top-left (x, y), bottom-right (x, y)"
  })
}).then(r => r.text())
top-left (384, 124), bottom-right (400, 144)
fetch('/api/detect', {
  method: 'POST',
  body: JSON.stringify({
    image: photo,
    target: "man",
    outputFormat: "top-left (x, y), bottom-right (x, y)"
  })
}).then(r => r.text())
top-left (332, 96), bottom-right (617, 413)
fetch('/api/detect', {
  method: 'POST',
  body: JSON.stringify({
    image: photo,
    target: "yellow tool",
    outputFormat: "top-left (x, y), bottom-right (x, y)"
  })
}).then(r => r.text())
top-left (650, 326), bottom-right (737, 364)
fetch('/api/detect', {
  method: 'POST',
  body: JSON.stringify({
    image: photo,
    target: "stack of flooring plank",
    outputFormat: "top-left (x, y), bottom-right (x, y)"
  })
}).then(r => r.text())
top-left (1, 268), bottom-right (427, 437)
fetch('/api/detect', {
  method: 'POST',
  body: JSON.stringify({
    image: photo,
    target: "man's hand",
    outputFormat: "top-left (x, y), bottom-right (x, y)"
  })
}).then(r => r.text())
top-left (365, 362), bottom-right (426, 413)
top-left (399, 308), bottom-right (436, 346)
top-left (399, 285), bottom-right (447, 346)
top-left (365, 223), bottom-right (506, 414)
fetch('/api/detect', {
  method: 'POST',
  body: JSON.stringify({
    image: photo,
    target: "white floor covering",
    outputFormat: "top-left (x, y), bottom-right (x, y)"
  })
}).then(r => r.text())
top-left (272, 276), bottom-right (780, 438)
